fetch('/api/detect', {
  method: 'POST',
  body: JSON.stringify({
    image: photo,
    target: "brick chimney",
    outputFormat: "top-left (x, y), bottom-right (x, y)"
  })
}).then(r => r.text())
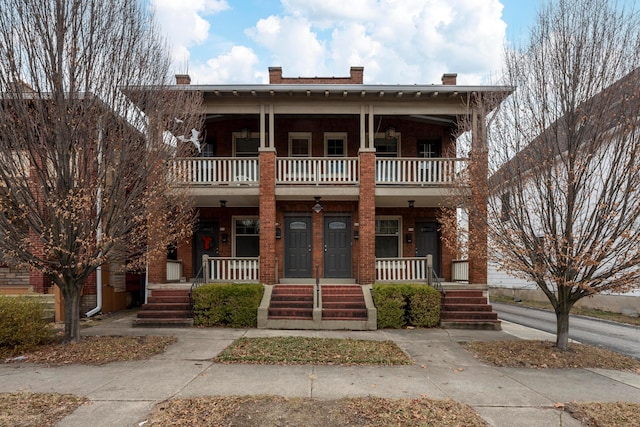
top-left (268, 66), bottom-right (364, 84)
top-left (441, 73), bottom-right (457, 85)
top-left (175, 74), bottom-right (191, 85)
top-left (268, 67), bottom-right (283, 84)
top-left (349, 67), bottom-right (364, 84)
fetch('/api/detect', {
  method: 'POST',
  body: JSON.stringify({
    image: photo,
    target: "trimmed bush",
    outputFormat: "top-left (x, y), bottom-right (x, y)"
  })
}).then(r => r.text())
top-left (373, 284), bottom-right (441, 328)
top-left (0, 295), bottom-right (55, 354)
top-left (193, 283), bottom-right (263, 327)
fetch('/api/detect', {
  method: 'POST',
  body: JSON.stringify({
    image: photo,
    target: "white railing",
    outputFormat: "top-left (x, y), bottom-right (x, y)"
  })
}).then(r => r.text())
top-left (376, 258), bottom-right (430, 282)
top-left (376, 158), bottom-right (466, 185)
top-left (203, 256), bottom-right (260, 282)
top-left (452, 259), bottom-right (469, 282)
top-left (172, 157), bottom-right (259, 185)
top-left (276, 157), bottom-right (359, 184)
top-left (166, 260), bottom-right (183, 282)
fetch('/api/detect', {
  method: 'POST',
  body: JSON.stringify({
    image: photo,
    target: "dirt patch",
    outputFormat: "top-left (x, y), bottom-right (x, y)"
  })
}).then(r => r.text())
top-left (2, 335), bottom-right (176, 365)
top-left (0, 392), bottom-right (86, 427)
top-left (464, 340), bottom-right (640, 371)
top-left (146, 396), bottom-right (488, 427)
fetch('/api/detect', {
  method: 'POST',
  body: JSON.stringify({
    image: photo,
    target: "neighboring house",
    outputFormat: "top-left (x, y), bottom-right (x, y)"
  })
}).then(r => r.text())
top-left (133, 67), bottom-right (513, 328)
top-left (487, 69), bottom-right (640, 317)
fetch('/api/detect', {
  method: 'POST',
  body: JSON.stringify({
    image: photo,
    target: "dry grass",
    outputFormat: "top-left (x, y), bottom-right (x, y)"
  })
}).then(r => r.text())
top-left (563, 402), bottom-right (640, 427)
top-left (2, 335), bottom-right (176, 365)
top-left (0, 392), bottom-right (86, 427)
top-left (145, 396), bottom-right (488, 427)
top-left (214, 336), bottom-right (413, 365)
top-left (464, 340), bottom-right (640, 371)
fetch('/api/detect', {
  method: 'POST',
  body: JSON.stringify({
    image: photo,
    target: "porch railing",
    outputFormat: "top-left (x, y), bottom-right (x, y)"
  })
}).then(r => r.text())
top-left (172, 157), bottom-right (259, 185)
top-left (376, 257), bottom-right (430, 282)
top-left (166, 260), bottom-right (183, 282)
top-left (375, 158), bottom-right (466, 185)
top-left (202, 256), bottom-right (260, 283)
top-left (452, 259), bottom-right (469, 282)
top-left (276, 157), bottom-right (359, 184)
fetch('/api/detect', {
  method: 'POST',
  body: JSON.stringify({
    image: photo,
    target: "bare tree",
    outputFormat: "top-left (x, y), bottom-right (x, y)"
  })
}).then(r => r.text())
top-left (0, 0), bottom-right (202, 342)
top-left (484, 0), bottom-right (640, 350)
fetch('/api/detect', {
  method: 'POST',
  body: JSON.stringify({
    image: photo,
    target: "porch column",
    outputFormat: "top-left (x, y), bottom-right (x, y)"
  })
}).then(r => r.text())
top-left (468, 107), bottom-right (488, 284)
top-left (359, 146), bottom-right (376, 285)
top-left (259, 146), bottom-right (277, 284)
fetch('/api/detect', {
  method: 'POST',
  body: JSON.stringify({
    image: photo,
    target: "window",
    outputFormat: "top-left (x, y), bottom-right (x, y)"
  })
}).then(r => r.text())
top-left (234, 132), bottom-right (259, 157)
top-left (235, 218), bottom-right (260, 257)
top-left (288, 132), bottom-right (311, 157)
top-left (324, 132), bottom-right (347, 157)
top-left (418, 138), bottom-right (441, 158)
top-left (500, 192), bottom-right (511, 222)
top-left (374, 132), bottom-right (400, 157)
top-left (375, 217), bottom-right (401, 257)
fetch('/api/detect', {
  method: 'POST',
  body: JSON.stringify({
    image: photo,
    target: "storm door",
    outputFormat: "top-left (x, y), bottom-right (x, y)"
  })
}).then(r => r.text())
top-left (285, 216), bottom-right (312, 278)
top-left (415, 221), bottom-right (440, 277)
top-left (324, 216), bottom-right (351, 278)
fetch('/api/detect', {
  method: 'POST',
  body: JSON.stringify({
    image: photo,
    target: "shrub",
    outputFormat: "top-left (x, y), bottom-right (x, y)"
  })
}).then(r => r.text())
top-left (193, 283), bottom-right (263, 327)
top-left (0, 295), bottom-right (55, 354)
top-left (373, 284), bottom-right (441, 328)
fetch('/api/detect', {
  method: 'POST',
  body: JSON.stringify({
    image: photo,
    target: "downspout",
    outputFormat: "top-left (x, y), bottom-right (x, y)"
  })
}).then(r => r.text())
top-left (86, 118), bottom-right (104, 317)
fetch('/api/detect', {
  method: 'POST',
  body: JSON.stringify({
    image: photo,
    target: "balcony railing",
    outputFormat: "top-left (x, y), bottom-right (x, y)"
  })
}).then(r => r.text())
top-left (202, 256), bottom-right (260, 283)
top-left (376, 158), bottom-right (466, 185)
top-left (166, 260), bottom-right (183, 282)
top-left (276, 157), bottom-right (359, 184)
top-left (452, 259), bottom-right (469, 282)
top-left (376, 257), bottom-right (431, 282)
top-left (172, 157), bottom-right (259, 185)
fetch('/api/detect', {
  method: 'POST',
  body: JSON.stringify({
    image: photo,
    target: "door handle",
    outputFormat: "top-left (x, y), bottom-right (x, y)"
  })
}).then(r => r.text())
top-left (308, 245), bottom-right (312, 252)
top-left (324, 244), bottom-right (327, 252)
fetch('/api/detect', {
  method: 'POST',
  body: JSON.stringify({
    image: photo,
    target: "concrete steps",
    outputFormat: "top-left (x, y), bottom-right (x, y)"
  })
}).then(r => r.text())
top-left (440, 289), bottom-right (501, 330)
top-left (133, 289), bottom-right (193, 327)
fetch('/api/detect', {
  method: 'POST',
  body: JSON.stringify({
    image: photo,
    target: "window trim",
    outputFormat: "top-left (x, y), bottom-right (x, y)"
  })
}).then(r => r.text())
top-left (324, 132), bottom-right (347, 157)
top-left (375, 215), bottom-right (402, 257)
top-left (232, 132), bottom-right (260, 157)
top-left (232, 216), bottom-right (260, 257)
top-left (288, 132), bottom-right (312, 157)
top-left (372, 132), bottom-right (401, 157)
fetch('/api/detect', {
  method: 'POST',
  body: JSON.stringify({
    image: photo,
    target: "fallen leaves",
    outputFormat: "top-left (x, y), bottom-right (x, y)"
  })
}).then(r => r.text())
top-left (0, 392), bottom-right (86, 427)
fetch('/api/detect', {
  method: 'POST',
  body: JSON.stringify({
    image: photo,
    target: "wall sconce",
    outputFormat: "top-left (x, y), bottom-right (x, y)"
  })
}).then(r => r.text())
top-left (240, 128), bottom-right (251, 139)
top-left (275, 228), bottom-right (281, 239)
top-left (405, 233), bottom-right (413, 243)
top-left (220, 200), bottom-right (227, 208)
top-left (353, 229), bottom-right (359, 240)
top-left (385, 126), bottom-right (396, 139)
top-left (408, 200), bottom-right (415, 208)
top-left (221, 233), bottom-right (228, 243)
top-left (312, 196), bottom-right (323, 213)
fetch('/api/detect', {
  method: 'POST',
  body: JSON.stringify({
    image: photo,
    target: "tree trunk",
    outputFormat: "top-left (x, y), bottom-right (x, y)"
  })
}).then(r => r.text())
top-left (62, 287), bottom-right (82, 343)
top-left (555, 307), bottom-right (570, 351)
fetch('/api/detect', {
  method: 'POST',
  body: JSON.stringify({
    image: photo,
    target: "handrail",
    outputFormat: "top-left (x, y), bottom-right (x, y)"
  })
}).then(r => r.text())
top-left (189, 263), bottom-right (207, 317)
top-left (315, 264), bottom-right (321, 309)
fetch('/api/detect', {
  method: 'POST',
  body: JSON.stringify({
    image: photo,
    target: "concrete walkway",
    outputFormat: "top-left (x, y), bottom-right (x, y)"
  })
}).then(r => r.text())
top-left (1, 313), bottom-right (639, 427)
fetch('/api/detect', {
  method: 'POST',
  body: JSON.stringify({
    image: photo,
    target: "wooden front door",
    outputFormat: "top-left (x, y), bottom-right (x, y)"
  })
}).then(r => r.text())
top-left (415, 221), bottom-right (440, 277)
top-left (284, 216), bottom-right (312, 278)
top-left (324, 216), bottom-right (351, 278)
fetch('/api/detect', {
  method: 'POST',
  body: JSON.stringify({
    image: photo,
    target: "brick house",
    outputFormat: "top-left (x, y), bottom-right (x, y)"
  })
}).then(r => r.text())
top-left (138, 67), bottom-right (513, 329)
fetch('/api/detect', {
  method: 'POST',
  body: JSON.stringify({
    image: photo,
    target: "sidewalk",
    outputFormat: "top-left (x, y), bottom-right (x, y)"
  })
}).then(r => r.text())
top-left (1, 313), bottom-right (639, 427)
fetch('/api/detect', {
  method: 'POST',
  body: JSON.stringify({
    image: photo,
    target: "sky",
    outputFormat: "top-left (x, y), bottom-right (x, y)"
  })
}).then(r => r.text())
top-left (150, 0), bottom-right (543, 86)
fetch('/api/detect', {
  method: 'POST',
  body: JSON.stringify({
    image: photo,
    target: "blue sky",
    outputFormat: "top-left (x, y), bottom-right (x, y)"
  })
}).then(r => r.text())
top-left (151, 0), bottom-right (545, 85)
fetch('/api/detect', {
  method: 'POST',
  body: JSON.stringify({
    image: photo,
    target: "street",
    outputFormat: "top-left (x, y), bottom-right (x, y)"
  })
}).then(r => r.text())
top-left (492, 302), bottom-right (640, 359)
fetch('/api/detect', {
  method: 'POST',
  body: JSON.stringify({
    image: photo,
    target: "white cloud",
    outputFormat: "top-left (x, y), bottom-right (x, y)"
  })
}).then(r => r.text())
top-left (151, 0), bottom-right (229, 63)
top-left (190, 45), bottom-right (260, 84)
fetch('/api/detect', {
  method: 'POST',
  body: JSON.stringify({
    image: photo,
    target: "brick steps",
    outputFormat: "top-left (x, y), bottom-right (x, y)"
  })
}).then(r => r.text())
top-left (268, 285), bottom-right (313, 319)
top-left (267, 285), bottom-right (368, 322)
top-left (322, 285), bottom-right (367, 321)
top-left (133, 289), bottom-right (193, 327)
top-left (440, 289), bottom-right (501, 330)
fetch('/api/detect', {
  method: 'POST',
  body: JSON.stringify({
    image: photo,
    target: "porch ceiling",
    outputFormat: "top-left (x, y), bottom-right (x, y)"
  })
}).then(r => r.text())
top-left (375, 186), bottom-right (470, 208)
top-left (190, 191), bottom-right (259, 208)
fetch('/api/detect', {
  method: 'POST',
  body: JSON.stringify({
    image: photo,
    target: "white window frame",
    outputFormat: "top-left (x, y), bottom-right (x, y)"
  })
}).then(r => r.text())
top-left (375, 215), bottom-right (402, 257)
top-left (232, 216), bottom-right (260, 257)
top-left (324, 132), bottom-right (347, 157)
top-left (371, 132), bottom-right (401, 157)
top-left (288, 132), bottom-right (312, 157)
top-left (233, 132), bottom-right (260, 157)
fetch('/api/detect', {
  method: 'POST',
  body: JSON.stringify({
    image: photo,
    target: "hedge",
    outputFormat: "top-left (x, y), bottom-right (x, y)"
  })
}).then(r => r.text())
top-left (192, 283), bottom-right (263, 327)
top-left (0, 295), bottom-right (55, 354)
top-left (372, 284), bottom-right (441, 328)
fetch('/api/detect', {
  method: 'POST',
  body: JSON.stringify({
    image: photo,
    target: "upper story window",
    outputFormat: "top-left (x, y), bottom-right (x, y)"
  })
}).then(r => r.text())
top-left (233, 132), bottom-right (259, 157)
top-left (374, 132), bottom-right (400, 157)
top-left (289, 132), bottom-right (311, 157)
top-left (324, 132), bottom-right (347, 157)
top-left (418, 138), bottom-right (442, 158)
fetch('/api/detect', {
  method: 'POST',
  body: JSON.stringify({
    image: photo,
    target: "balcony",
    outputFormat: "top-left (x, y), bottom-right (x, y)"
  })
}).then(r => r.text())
top-left (171, 157), bottom-right (466, 186)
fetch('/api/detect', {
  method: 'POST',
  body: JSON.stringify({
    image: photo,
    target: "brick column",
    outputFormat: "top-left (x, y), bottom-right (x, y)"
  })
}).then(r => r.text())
top-left (259, 148), bottom-right (277, 284)
top-left (358, 149), bottom-right (376, 285)
top-left (468, 110), bottom-right (488, 284)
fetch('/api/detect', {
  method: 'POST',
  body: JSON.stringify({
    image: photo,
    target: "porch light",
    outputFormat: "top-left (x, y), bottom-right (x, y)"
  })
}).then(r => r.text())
top-left (312, 196), bottom-right (323, 213)
top-left (220, 200), bottom-right (227, 208)
top-left (408, 200), bottom-right (415, 208)
top-left (385, 126), bottom-right (396, 139)
top-left (240, 128), bottom-right (251, 139)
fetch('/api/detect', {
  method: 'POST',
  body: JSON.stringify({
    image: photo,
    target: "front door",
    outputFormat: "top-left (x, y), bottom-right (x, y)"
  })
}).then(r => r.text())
top-left (324, 216), bottom-right (351, 278)
top-left (285, 216), bottom-right (312, 278)
top-left (193, 221), bottom-right (218, 279)
top-left (415, 221), bottom-right (440, 277)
